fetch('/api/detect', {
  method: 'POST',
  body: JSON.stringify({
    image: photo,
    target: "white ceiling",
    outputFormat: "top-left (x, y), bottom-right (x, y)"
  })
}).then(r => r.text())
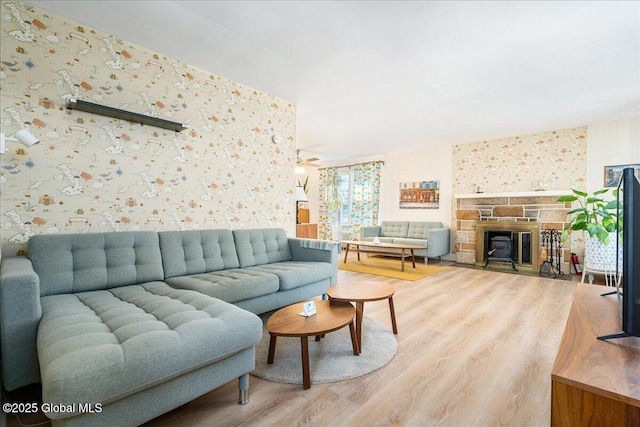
top-left (24, 1), bottom-right (640, 163)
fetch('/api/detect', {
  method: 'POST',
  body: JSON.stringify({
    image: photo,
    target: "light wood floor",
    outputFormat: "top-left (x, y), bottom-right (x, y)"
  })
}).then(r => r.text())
top-left (143, 260), bottom-right (577, 427)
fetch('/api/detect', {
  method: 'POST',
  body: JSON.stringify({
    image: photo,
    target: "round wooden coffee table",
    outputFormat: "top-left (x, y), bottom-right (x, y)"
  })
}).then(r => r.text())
top-left (327, 281), bottom-right (397, 351)
top-left (267, 300), bottom-right (359, 389)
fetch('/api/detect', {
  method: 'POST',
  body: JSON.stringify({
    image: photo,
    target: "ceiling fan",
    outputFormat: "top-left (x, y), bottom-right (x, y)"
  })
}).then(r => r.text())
top-left (296, 149), bottom-right (320, 170)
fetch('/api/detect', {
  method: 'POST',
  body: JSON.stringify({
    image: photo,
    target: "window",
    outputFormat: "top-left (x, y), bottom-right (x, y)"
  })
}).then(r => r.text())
top-left (337, 170), bottom-right (352, 225)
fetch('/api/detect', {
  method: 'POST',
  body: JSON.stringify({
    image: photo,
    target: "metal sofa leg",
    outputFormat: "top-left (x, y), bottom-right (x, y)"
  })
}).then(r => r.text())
top-left (238, 373), bottom-right (249, 405)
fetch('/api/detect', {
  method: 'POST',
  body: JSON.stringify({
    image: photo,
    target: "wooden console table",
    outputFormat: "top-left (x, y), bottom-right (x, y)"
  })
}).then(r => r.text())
top-left (296, 209), bottom-right (317, 238)
top-left (551, 283), bottom-right (640, 425)
top-left (296, 223), bottom-right (317, 239)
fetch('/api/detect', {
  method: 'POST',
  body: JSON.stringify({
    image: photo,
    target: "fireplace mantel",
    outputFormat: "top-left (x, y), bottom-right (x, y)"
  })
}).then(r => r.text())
top-left (455, 190), bottom-right (571, 199)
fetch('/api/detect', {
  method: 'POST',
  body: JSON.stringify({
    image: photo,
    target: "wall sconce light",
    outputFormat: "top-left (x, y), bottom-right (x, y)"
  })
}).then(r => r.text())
top-left (0, 129), bottom-right (40, 153)
top-left (294, 185), bottom-right (308, 224)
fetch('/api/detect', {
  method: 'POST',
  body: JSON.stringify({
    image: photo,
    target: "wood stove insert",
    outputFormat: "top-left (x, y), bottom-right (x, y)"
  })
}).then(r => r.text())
top-left (475, 221), bottom-right (540, 272)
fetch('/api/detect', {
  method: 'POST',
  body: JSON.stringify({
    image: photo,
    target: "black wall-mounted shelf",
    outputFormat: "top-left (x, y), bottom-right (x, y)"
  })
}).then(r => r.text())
top-left (66, 98), bottom-right (187, 132)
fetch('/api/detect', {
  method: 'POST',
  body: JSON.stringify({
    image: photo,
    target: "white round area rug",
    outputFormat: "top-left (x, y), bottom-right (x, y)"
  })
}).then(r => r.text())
top-left (252, 315), bottom-right (397, 385)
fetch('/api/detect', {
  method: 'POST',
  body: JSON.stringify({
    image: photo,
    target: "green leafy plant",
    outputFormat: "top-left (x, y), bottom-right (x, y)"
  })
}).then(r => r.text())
top-left (297, 176), bottom-right (309, 193)
top-left (558, 188), bottom-right (621, 244)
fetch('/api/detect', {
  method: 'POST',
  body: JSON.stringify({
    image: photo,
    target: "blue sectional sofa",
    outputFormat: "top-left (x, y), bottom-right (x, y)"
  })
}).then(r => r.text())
top-left (360, 221), bottom-right (450, 263)
top-left (0, 228), bottom-right (338, 427)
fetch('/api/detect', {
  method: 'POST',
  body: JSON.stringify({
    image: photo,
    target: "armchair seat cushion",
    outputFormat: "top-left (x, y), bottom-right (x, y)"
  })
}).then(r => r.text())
top-left (37, 282), bottom-right (262, 413)
top-left (165, 269), bottom-right (279, 303)
top-left (361, 237), bottom-right (394, 244)
top-left (247, 261), bottom-right (334, 291)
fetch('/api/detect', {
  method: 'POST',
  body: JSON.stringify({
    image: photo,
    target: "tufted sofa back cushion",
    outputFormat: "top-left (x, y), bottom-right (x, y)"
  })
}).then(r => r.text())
top-left (233, 228), bottom-right (292, 267)
top-left (159, 229), bottom-right (240, 279)
top-left (380, 221), bottom-right (410, 238)
top-left (407, 222), bottom-right (443, 239)
top-left (29, 232), bottom-right (164, 297)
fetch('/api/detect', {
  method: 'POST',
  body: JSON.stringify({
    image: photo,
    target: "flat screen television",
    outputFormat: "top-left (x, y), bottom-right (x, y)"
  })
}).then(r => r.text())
top-left (598, 167), bottom-right (640, 340)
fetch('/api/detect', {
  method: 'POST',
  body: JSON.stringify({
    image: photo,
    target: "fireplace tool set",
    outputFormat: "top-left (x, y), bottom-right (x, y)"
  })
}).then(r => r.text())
top-left (540, 229), bottom-right (564, 278)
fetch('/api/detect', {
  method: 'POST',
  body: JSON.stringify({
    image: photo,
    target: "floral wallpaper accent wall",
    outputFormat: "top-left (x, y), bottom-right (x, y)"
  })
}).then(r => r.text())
top-left (452, 127), bottom-right (588, 194)
top-left (0, 1), bottom-right (297, 257)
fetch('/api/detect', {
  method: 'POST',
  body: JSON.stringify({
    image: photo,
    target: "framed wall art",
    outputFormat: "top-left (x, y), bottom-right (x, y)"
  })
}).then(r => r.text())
top-left (604, 164), bottom-right (640, 187)
top-left (399, 180), bottom-right (439, 209)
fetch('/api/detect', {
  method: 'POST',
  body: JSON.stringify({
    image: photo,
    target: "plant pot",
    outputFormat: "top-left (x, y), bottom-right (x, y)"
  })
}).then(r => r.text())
top-left (583, 231), bottom-right (623, 271)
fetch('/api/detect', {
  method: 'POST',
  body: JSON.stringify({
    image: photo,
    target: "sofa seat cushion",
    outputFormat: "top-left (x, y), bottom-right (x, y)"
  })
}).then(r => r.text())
top-left (37, 282), bottom-right (262, 411)
top-left (246, 261), bottom-right (334, 291)
top-left (391, 238), bottom-right (428, 248)
top-left (165, 270), bottom-right (279, 303)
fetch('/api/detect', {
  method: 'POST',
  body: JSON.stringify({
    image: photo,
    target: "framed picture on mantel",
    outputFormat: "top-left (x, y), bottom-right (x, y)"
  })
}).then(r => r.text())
top-left (604, 164), bottom-right (640, 187)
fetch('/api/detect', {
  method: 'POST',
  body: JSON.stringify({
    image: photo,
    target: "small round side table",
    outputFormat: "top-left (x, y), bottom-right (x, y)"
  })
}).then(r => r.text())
top-left (327, 281), bottom-right (397, 351)
top-left (267, 300), bottom-right (359, 389)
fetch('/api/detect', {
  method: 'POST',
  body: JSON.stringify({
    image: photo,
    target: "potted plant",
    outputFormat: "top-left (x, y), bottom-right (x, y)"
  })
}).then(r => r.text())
top-left (297, 176), bottom-right (309, 194)
top-left (558, 188), bottom-right (622, 270)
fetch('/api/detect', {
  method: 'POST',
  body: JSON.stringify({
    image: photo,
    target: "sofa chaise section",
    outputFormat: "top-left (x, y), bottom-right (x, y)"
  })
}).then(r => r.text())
top-left (0, 231), bottom-right (262, 427)
top-left (38, 283), bottom-right (261, 426)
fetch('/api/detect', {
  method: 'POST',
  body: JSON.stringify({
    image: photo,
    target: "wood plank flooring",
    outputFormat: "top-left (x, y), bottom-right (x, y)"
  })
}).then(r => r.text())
top-left (4, 259), bottom-right (577, 427)
top-left (143, 260), bottom-right (577, 427)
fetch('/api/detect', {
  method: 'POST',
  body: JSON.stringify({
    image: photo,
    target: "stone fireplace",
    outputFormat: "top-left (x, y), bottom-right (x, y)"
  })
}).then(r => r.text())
top-left (455, 191), bottom-right (572, 273)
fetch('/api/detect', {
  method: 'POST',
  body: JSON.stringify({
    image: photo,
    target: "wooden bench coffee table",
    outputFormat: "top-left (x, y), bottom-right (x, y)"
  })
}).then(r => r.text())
top-left (341, 240), bottom-right (425, 271)
top-left (327, 281), bottom-right (397, 351)
top-left (267, 300), bottom-right (359, 389)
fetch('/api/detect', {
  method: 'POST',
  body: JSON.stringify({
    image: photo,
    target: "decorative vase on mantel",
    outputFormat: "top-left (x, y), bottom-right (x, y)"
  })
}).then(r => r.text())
top-left (583, 231), bottom-right (623, 271)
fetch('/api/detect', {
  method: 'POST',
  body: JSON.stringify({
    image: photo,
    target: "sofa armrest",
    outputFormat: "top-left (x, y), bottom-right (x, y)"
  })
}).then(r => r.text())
top-left (427, 228), bottom-right (450, 258)
top-left (360, 226), bottom-right (381, 239)
top-left (0, 257), bottom-right (42, 391)
top-left (289, 238), bottom-right (339, 263)
top-left (288, 238), bottom-right (339, 284)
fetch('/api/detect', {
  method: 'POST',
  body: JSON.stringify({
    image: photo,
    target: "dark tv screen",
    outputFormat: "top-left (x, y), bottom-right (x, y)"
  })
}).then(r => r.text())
top-left (599, 167), bottom-right (640, 340)
top-left (621, 167), bottom-right (640, 336)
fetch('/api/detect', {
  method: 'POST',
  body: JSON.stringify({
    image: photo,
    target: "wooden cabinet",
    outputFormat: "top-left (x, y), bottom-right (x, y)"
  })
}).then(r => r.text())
top-left (297, 208), bottom-right (310, 224)
top-left (551, 284), bottom-right (640, 425)
top-left (296, 208), bottom-right (316, 238)
top-left (296, 224), bottom-right (318, 239)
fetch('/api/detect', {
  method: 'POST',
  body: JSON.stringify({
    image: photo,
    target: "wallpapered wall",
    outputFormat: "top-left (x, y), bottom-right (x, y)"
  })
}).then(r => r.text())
top-left (452, 126), bottom-right (588, 194)
top-left (451, 126), bottom-right (588, 260)
top-left (0, 1), bottom-right (296, 257)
